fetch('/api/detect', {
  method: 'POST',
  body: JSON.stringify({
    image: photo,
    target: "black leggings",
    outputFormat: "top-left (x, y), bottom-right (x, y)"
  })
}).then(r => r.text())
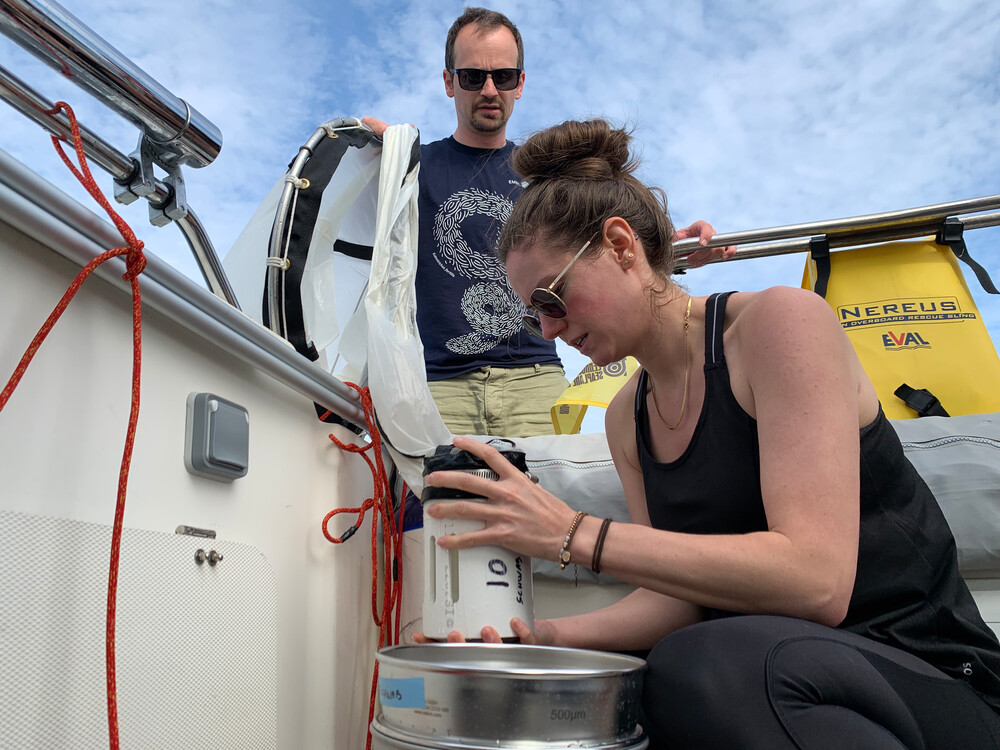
top-left (641, 616), bottom-right (1000, 750)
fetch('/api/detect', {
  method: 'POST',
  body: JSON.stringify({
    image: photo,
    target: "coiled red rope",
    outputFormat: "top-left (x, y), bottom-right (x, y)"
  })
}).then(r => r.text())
top-left (322, 384), bottom-right (405, 750)
top-left (0, 101), bottom-right (145, 750)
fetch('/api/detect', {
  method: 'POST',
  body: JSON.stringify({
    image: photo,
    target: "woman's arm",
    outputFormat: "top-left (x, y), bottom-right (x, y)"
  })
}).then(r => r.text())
top-left (425, 288), bottom-right (874, 628)
top-left (580, 288), bottom-right (870, 625)
top-left (536, 587), bottom-right (702, 651)
top-left (546, 376), bottom-right (704, 650)
top-left (482, 381), bottom-right (702, 651)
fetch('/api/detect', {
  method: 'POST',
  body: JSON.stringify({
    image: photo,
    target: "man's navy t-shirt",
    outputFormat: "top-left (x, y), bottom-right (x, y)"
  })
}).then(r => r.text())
top-left (416, 136), bottom-right (560, 381)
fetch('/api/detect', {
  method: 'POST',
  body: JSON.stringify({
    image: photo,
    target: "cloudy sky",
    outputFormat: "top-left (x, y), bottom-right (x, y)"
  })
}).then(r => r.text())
top-left (2, 0), bottom-right (998, 432)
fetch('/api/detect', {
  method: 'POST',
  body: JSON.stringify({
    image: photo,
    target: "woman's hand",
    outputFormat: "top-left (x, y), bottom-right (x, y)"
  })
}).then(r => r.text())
top-left (507, 617), bottom-right (557, 645)
top-left (423, 436), bottom-right (579, 562)
top-left (411, 618), bottom-right (557, 646)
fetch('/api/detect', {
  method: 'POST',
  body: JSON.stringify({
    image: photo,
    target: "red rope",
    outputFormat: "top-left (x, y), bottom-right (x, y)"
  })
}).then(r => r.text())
top-left (323, 384), bottom-right (406, 750)
top-left (0, 101), bottom-right (145, 750)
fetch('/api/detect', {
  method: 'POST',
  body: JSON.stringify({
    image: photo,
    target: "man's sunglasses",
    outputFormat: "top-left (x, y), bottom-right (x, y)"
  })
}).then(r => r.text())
top-left (447, 68), bottom-right (522, 92)
top-left (522, 231), bottom-right (600, 338)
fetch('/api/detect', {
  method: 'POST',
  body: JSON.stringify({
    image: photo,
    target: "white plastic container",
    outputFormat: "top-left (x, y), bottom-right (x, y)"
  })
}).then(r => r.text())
top-left (420, 444), bottom-right (534, 641)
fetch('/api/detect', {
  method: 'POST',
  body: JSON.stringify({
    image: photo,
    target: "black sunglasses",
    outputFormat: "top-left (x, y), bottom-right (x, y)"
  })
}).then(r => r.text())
top-left (447, 68), bottom-right (522, 92)
top-left (522, 231), bottom-right (600, 338)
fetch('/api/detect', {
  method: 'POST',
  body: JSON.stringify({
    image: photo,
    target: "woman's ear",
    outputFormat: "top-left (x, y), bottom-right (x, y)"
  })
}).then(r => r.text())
top-left (603, 217), bottom-right (638, 268)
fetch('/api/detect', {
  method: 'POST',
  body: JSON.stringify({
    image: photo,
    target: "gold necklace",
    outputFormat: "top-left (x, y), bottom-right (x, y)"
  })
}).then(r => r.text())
top-left (650, 295), bottom-right (692, 431)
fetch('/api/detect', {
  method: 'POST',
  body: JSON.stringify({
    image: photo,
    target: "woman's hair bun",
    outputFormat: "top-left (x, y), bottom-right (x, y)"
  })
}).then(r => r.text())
top-left (513, 119), bottom-right (636, 183)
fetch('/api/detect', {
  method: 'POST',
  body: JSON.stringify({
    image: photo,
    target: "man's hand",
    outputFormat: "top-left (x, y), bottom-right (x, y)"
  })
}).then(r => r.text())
top-left (673, 219), bottom-right (737, 268)
top-left (361, 116), bottom-right (389, 137)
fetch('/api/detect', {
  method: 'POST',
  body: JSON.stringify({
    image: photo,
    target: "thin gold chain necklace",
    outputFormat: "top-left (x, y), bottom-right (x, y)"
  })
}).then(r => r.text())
top-left (650, 295), bottom-right (692, 431)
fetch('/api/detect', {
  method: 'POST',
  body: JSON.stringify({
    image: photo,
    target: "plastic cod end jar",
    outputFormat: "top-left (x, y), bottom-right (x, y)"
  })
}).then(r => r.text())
top-left (420, 441), bottom-right (534, 641)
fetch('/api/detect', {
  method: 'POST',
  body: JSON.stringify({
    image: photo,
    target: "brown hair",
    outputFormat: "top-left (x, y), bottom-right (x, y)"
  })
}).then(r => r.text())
top-left (496, 119), bottom-right (676, 278)
top-left (445, 7), bottom-right (525, 71)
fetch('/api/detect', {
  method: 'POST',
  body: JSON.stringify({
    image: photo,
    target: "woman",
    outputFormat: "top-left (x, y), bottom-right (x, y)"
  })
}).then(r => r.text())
top-left (421, 119), bottom-right (1000, 748)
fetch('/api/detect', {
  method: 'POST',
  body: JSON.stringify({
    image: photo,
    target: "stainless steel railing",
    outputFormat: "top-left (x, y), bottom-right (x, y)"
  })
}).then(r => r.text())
top-left (674, 195), bottom-right (1000, 268)
top-left (0, 0), bottom-right (221, 169)
top-left (0, 147), bottom-right (366, 426)
top-left (0, 0), bottom-right (238, 307)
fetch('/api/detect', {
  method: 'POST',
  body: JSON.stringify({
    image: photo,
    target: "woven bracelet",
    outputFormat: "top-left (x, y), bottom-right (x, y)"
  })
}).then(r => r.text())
top-left (591, 517), bottom-right (612, 574)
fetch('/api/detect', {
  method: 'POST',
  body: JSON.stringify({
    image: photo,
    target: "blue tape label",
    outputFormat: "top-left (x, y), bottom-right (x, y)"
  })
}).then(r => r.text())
top-left (379, 677), bottom-right (426, 708)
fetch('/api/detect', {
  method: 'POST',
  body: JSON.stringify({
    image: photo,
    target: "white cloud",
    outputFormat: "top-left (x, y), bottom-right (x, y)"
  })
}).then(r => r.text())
top-left (2, 0), bottom-right (997, 434)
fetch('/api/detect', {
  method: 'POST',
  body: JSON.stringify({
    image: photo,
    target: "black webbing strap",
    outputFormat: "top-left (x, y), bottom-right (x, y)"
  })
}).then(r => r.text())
top-left (894, 383), bottom-right (951, 417)
top-left (405, 135), bottom-right (421, 184)
top-left (316, 403), bottom-right (365, 433)
top-left (809, 235), bottom-right (832, 298)
top-left (334, 239), bottom-right (374, 261)
top-left (937, 217), bottom-right (999, 295)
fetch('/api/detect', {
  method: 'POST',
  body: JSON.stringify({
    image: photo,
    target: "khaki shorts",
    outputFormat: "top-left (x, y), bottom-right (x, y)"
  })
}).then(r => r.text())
top-left (427, 363), bottom-right (568, 437)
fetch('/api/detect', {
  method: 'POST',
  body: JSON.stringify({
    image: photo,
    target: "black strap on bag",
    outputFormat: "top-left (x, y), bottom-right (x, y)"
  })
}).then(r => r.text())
top-left (937, 217), bottom-right (999, 295)
top-left (809, 235), bottom-right (832, 298)
top-left (811, 219), bottom-right (998, 299)
top-left (894, 383), bottom-right (951, 418)
top-left (334, 239), bottom-right (375, 260)
top-left (316, 404), bottom-right (365, 434)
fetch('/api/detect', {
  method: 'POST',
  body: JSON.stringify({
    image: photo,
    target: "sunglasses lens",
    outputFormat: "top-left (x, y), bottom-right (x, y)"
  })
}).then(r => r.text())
top-left (491, 69), bottom-right (519, 90)
top-left (455, 69), bottom-right (520, 91)
top-left (522, 314), bottom-right (544, 337)
top-left (458, 69), bottom-right (488, 90)
top-left (529, 288), bottom-right (567, 319)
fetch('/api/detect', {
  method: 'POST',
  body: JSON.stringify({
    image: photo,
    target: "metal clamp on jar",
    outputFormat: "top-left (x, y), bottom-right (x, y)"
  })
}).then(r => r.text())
top-left (420, 442), bottom-right (534, 641)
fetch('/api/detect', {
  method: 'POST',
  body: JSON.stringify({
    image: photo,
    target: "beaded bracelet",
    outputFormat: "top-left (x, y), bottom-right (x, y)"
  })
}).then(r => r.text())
top-left (558, 511), bottom-right (587, 570)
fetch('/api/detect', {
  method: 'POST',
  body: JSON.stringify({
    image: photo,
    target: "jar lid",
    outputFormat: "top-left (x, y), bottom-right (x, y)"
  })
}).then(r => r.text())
top-left (420, 441), bottom-right (528, 504)
top-left (421, 441), bottom-right (528, 475)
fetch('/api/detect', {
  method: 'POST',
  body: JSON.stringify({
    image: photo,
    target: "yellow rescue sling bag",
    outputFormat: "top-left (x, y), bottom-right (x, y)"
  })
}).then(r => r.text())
top-left (802, 237), bottom-right (1000, 419)
top-left (550, 357), bottom-right (640, 434)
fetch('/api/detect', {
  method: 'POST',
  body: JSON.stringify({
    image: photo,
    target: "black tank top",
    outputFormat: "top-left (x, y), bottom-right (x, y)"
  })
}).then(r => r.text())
top-left (635, 291), bottom-right (1000, 710)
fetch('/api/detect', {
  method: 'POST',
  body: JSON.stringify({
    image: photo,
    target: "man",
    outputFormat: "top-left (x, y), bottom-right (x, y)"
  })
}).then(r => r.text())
top-left (364, 7), bottom-right (729, 438)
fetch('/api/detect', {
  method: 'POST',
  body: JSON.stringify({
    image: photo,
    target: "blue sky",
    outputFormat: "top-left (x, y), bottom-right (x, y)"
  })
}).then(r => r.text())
top-left (2, 0), bottom-right (998, 432)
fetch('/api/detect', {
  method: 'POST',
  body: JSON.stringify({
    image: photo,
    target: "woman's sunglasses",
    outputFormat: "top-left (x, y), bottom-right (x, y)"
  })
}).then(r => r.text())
top-left (522, 231), bottom-right (600, 338)
top-left (447, 67), bottom-right (522, 92)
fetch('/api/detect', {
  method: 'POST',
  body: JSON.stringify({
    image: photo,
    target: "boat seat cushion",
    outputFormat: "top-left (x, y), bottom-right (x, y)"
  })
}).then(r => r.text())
top-left (512, 413), bottom-right (1000, 583)
top-left (891, 412), bottom-right (1000, 577)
